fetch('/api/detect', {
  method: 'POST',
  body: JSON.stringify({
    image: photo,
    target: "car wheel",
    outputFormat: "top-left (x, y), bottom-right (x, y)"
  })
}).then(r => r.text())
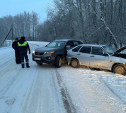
top-left (113, 64), bottom-right (126, 75)
top-left (71, 59), bottom-right (79, 68)
top-left (54, 56), bottom-right (62, 68)
top-left (36, 62), bottom-right (43, 66)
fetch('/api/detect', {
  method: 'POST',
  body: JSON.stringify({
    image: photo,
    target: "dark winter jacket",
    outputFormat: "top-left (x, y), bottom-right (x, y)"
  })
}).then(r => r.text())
top-left (12, 41), bottom-right (19, 50)
top-left (18, 39), bottom-right (30, 54)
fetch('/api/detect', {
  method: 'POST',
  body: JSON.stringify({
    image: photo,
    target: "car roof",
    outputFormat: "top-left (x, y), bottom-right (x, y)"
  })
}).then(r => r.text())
top-left (54, 39), bottom-right (82, 42)
top-left (79, 44), bottom-right (106, 47)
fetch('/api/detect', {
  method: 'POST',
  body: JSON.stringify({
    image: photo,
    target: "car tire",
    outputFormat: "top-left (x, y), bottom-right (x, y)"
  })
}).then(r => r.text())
top-left (36, 62), bottom-right (43, 66)
top-left (71, 59), bottom-right (79, 68)
top-left (113, 64), bottom-right (126, 75)
top-left (54, 56), bottom-right (62, 68)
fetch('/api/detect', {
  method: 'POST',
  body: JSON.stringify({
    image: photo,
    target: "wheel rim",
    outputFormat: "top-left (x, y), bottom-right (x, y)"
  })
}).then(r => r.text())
top-left (71, 60), bottom-right (78, 67)
top-left (115, 66), bottom-right (125, 74)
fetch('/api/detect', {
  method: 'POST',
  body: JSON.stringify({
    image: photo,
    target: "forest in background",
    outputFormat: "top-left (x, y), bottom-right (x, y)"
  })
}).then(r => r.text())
top-left (0, 0), bottom-right (126, 48)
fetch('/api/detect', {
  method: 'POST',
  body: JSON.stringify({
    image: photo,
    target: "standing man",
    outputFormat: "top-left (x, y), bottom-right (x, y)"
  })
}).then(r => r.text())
top-left (12, 38), bottom-right (21, 64)
top-left (18, 36), bottom-right (31, 68)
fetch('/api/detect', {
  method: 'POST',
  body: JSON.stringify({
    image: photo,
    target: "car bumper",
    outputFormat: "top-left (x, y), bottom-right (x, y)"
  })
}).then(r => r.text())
top-left (32, 54), bottom-right (55, 64)
top-left (66, 56), bottom-right (71, 65)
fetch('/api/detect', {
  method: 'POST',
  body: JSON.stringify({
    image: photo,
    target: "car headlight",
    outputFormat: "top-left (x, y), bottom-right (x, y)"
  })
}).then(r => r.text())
top-left (44, 51), bottom-right (49, 54)
top-left (44, 51), bottom-right (55, 54)
top-left (32, 50), bottom-right (35, 54)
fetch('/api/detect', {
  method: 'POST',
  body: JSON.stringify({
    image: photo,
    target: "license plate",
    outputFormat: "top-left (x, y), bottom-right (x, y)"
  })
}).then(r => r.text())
top-left (34, 58), bottom-right (41, 60)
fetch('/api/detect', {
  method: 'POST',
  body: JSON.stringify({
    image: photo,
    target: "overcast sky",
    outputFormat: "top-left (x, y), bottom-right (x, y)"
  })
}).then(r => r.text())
top-left (0, 0), bottom-right (54, 22)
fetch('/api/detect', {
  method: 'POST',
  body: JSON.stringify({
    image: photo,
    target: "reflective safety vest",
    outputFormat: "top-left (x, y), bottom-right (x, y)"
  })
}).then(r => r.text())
top-left (18, 41), bottom-right (27, 46)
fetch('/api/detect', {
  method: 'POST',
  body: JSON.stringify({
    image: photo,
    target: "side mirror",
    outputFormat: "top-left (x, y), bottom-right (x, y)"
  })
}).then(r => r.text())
top-left (66, 45), bottom-right (71, 50)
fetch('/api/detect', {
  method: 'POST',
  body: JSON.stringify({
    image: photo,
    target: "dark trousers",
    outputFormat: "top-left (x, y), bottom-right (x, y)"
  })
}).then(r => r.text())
top-left (15, 50), bottom-right (20, 64)
top-left (20, 51), bottom-right (29, 63)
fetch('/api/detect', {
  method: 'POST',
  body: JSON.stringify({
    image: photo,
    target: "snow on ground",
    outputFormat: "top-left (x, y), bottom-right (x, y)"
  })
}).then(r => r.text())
top-left (0, 41), bottom-right (126, 113)
top-left (57, 67), bottom-right (126, 113)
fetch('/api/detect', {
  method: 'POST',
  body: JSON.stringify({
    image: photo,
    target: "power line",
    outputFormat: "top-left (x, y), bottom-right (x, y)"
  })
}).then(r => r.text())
top-left (87, 25), bottom-right (104, 38)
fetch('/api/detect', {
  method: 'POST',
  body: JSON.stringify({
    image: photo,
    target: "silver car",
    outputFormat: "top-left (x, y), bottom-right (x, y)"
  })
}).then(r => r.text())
top-left (67, 44), bottom-right (126, 75)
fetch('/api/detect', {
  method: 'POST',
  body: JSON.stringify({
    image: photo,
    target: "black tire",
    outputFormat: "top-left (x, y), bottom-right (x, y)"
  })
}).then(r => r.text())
top-left (54, 56), bottom-right (62, 68)
top-left (36, 62), bottom-right (43, 66)
top-left (113, 64), bottom-right (126, 75)
top-left (71, 59), bottom-right (79, 68)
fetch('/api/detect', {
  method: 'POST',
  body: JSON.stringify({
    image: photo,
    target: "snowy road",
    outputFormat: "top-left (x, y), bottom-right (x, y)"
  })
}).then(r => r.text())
top-left (0, 42), bottom-right (126, 113)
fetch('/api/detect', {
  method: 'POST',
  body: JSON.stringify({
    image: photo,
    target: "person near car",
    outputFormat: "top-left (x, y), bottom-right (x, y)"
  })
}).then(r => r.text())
top-left (12, 38), bottom-right (21, 64)
top-left (18, 36), bottom-right (30, 68)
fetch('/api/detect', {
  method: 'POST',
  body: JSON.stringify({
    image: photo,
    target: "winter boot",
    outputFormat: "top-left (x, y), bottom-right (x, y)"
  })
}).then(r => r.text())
top-left (22, 64), bottom-right (24, 68)
top-left (26, 63), bottom-right (30, 68)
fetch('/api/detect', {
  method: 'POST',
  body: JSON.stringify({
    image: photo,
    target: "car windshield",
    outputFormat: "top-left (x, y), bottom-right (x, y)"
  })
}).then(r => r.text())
top-left (103, 46), bottom-right (116, 55)
top-left (46, 41), bottom-right (66, 48)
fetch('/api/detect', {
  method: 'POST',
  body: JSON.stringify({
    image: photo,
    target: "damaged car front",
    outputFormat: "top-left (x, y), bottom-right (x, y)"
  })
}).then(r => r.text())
top-left (110, 46), bottom-right (126, 75)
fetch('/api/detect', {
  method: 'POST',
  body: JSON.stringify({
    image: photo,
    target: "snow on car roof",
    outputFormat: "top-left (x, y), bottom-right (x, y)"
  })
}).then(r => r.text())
top-left (79, 44), bottom-right (106, 47)
top-left (54, 39), bottom-right (83, 42)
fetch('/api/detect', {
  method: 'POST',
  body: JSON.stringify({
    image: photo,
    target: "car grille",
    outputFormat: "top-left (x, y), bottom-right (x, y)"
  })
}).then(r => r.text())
top-left (35, 52), bottom-right (44, 55)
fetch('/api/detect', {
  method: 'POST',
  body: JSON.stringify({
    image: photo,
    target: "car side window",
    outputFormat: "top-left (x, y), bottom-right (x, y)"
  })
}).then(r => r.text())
top-left (79, 46), bottom-right (91, 53)
top-left (57, 42), bottom-right (64, 47)
top-left (92, 47), bottom-right (104, 55)
top-left (72, 46), bottom-right (82, 52)
top-left (73, 41), bottom-right (83, 46)
top-left (66, 41), bottom-right (74, 47)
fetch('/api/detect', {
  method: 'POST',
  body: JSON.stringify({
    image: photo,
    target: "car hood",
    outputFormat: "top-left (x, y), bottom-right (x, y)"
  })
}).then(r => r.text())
top-left (35, 47), bottom-right (62, 52)
top-left (113, 46), bottom-right (126, 55)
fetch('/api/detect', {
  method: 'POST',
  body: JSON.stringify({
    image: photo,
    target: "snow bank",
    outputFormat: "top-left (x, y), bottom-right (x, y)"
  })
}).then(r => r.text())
top-left (28, 41), bottom-right (49, 47)
top-left (1, 40), bottom-right (12, 47)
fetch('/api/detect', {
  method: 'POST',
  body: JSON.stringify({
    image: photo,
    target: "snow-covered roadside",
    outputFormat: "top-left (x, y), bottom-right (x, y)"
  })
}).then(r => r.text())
top-left (1, 40), bottom-right (49, 48)
top-left (81, 69), bottom-right (126, 111)
top-left (78, 69), bottom-right (126, 104)
top-left (1, 40), bottom-right (12, 47)
top-left (57, 66), bottom-right (126, 113)
top-left (28, 41), bottom-right (49, 47)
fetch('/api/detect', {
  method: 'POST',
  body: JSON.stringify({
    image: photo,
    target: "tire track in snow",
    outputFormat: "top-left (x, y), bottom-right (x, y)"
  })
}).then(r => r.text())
top-left (0, 65), bottom-right (21, 96)
top-left (55, 69), bottom-right (78, 113)
top-left (79, 68), bottom-right (126, 113)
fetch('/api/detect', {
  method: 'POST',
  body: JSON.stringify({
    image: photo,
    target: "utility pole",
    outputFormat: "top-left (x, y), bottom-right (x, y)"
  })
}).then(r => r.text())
top-left (12, 24), bottom-right (14, 42)
top-left (0, 25), bottom-right (13, 47)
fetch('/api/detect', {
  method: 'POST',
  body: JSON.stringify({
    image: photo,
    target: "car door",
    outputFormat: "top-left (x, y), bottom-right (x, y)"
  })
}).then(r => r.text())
top-left (89, 47), bottom-right (109, 69)
top-left (77, 46), bottom-right (91, 66)
top-left (68, 46), bottom-right (82, 58)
